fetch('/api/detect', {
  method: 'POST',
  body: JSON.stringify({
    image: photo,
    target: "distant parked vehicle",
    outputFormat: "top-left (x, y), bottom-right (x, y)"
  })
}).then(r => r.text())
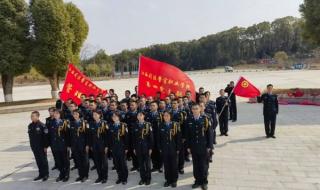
top-left (225, 66), bottom-right (234, 72)
top-left (291, 63), bottom-right (305, 70)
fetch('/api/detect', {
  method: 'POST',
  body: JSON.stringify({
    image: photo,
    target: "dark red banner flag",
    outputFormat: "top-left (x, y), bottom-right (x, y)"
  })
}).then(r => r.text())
top-left (138, 56), bottom-right (196, 101)
top-left (233, 76), bottom-right (261, 98)
top-left (60, 64), bottom-right (107, 105)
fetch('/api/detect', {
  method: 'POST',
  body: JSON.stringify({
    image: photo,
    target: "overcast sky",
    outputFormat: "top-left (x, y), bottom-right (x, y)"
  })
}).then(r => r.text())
top-left (66, 0), bottom-right (303, 54)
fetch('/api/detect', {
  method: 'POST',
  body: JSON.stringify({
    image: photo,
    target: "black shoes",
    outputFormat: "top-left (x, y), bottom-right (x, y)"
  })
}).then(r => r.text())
top-left (122, 181), bottom-right (127, 185)
top-left (271, 136), bottom-right (276, 138)
top-left (164, 181), bottom-right (170, 187)
top-left (171, 182), bottom-right (177, 187)
top-left (101, 179), bottom-right (107, 184)
top-left (81, 177), bottom-right (88, 183)
top-left (62, 176), bottom-right (69, 182)
top-left (42, 175), bottom-right (49, 181)
top-left (112, 166), bottom-right (116, 170)
top-left (95, 178), bottom-right (102, 183)
top-left (201, 184), bottom-right (208, 190)
top-left (75, 177), bottom-right (82, 182)
top-left (130, 167), bottom-right (138, 171)
top-left (179, 170), bottom-right (184, 174)
top-left (158, 169), bottom-right (163, 173)
top-left (51, 166), bottom-right (57, 170)
top-left (33, 176), bottom-right (42, 181)
top-left (116, 179), bottom-right (122, 184)
top-left (192, 183), bottom-right (200, 189)
top-left (71, 166), bottom-right (77, 170)
top-left (90, 165), bottom-right (96, 171)
top-left (151, 168), bottom-right (158, 172)
top-left (145, 180), bottom-right (151, 185)
top-left (139, 180), bottom-right (144, 185)
top-left (56, 177), bottom-right (62, 182)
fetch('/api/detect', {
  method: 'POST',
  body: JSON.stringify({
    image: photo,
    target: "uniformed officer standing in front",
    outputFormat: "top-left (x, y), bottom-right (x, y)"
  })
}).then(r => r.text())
top-left (257, 84), bottom-right (279, 138)
top-left (170, 99), bottom-right (186, 174)
top-left (109, 112), bottom-right (129, 185)
top-left (125, 100), bottom-right (139, 171)
top-left (158, 111), bottom-right (181, 188)
top-left (69, 109), bottom-right (89, 182)
top-left (28, 111), bottom-right (49, 181)
top-left (88, 110), bottom-right (109, 184)
top-left (186, 103), bottom-right (213, 190)
top-left (45, 107), bottom-right (58, 171)
top-left (133, 112), bottom-right (154, 186)
top-left (49, 110), bottom-right (71, 182)
top-left (216, 89), bottom-right (230, 136)
top-left (145, 101), bottom-right (163, 173)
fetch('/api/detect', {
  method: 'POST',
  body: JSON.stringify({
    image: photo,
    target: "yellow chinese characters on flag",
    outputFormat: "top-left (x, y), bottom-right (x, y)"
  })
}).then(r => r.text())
top-left (138, 56), bottom-right (196, 101)
top-left (60, 64), bottom-right (107, 105)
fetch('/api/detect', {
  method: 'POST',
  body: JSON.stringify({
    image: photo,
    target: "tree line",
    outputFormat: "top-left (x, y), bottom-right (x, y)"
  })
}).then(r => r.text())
top-left (112, 16), bottom-right (316, 73)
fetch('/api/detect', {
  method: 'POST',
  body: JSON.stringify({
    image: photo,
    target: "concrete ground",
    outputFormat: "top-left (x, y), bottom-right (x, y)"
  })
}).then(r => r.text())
top-left (0, 70), bottom-right (319, 189)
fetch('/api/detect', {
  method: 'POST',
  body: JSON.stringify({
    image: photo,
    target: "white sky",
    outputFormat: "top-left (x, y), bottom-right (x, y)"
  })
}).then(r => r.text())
top-left (66, 0), bottom-right (303, 54)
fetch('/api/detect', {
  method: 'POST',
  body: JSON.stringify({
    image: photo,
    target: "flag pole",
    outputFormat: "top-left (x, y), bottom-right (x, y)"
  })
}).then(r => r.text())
top-left (217, 77), bottom-right (240, 118)
top-left (137, 54), bottom-right (141, 96)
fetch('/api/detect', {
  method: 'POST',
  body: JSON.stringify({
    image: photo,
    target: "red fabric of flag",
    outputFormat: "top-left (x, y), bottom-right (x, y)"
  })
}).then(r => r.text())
top-left (60, 64), bottom-right (107, 105)
top-left (138, 56), bottom-right (196, 101)
top-left (233, 76), bottom-right (261, 98)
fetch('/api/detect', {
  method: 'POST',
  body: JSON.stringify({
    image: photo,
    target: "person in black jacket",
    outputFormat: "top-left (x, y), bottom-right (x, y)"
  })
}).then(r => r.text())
top-left (45, 107), bottom-right (58, 171)
top-left (158, 111), bottom-right (181, 188)
top-left (216, 89), bottom-right (230, 136)
top-left (28, 111), bottom-right (49, 181)
top-left (257, 84), bottom-right (279, 138)
top-left (49, 110), bottom-right (71, 182)
top-left (69, 109), bottom-right (89, 182)
top-left (225, 81), bottom-right (237, 122)
top-left (133, 112), bottom-right (154, 186)
top-left (186, 103), bottom-right (213, 190)
top-left (109, 112), bottom-right (129, 185)
top-left (145, 101), bottom-right (163, 173)
top-left (88, 110), bottom-right (109, 184)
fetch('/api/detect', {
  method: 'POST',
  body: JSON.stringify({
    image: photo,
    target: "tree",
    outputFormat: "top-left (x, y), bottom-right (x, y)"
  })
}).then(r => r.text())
top-left (30, 0), bottom-right (88, 99)
top-left (65, 2), bottom-right (89, 64)
top-left (0, 0), bottom-right (30, 102)
top-left (274, 51), bottom-right (289, 66)
top-left (300, 0), bottom-right (320, 45)
top-left (85, 63), bottom-right (100, 77)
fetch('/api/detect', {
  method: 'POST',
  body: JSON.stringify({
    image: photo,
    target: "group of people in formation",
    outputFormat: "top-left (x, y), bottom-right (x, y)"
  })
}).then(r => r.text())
top-left (28, 81), bottom-right (279, 190)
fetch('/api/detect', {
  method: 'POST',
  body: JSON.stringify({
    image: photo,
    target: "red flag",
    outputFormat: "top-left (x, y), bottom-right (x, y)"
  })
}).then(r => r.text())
top-left (138, 56), bottom-right (196, 101)
top-left (233, 76), bottom-right (261, 98)
top-left (60, 64), bottom-right (107, 105)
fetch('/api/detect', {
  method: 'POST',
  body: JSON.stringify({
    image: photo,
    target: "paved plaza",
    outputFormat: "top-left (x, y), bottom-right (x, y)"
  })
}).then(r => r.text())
top-left (0, 70), bottom-right (319, 189)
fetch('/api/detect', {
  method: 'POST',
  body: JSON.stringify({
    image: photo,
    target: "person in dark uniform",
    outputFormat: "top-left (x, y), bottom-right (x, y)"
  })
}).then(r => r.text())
top-left (55, 91), bottom-right (64, 110)
top-left (186, 103), bottom-right (213, 190)
top-left (88, 110), bottom-right (109, 184)
top-left (28, 111), bottom-right (49, 181)
top-left (45, 107), bottom-right (58, 171)
top-left (133, 112), bottom-right (154, 186)
top-left (145, 101), bottom-right (163, 173)
top-left (170, 99), bottom-right (186, 174)
top-left (257, 84), bottom-right (279, 138)
top-left (124, 100), bottom-right (139, 171)
top-left (49, 110), bottom-right (71, 182)
top-left (158, 111), bottom-right (181, 188)
top-left (69, 109), bottom-right (89, 182)
top-left (216, 89), bottom-right (230, 136)
top-left (199, 93), bottom-right (217, 162)
top-left (225, 81), bottom-right (237, 122)
top-left (108, 112), bottom-right (129, 185)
